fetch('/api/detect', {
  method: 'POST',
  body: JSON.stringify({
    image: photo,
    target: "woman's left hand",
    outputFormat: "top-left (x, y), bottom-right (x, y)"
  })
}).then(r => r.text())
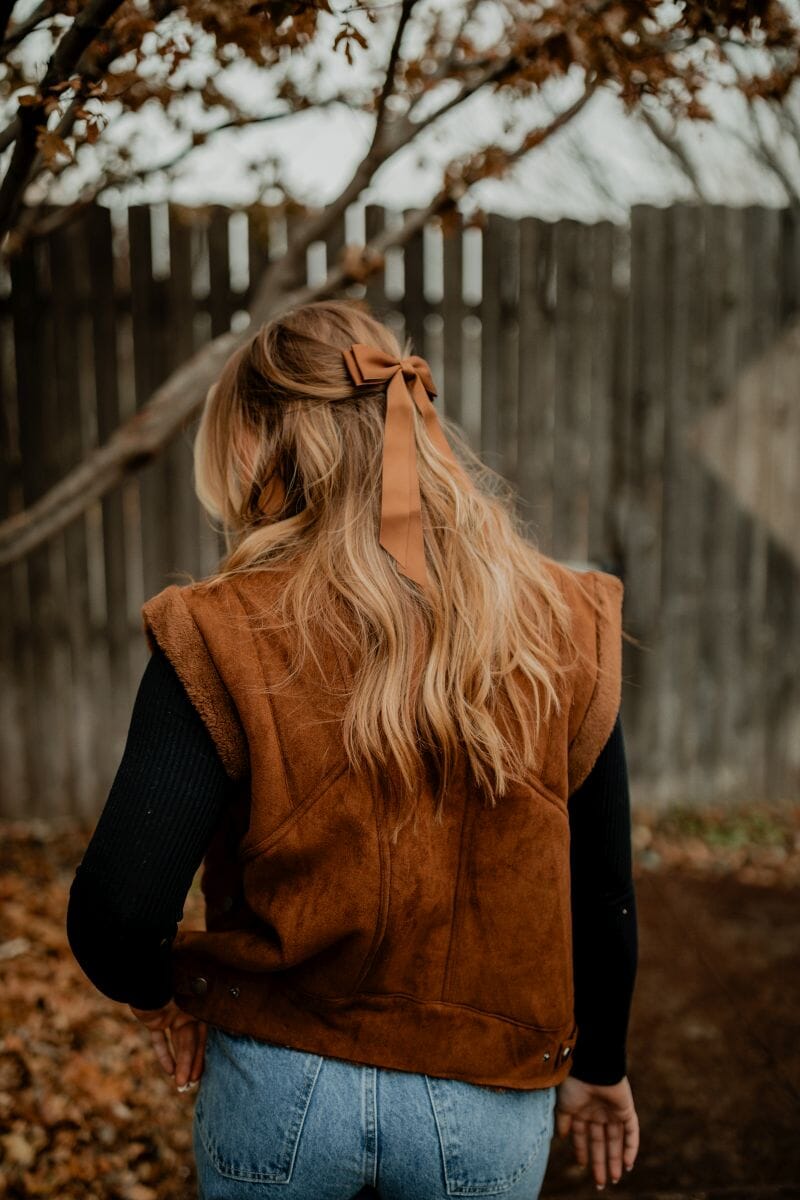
top-left (129, 998), bottom-right (208, 1090)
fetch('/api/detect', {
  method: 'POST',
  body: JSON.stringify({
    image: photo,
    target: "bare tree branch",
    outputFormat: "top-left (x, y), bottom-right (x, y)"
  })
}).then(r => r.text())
top-left (9, 94), bottom-right (351, 252)
top-left (539, 89), bottom-right (621, 215)
top-left (403, 48), bottom-right (519, 140)
top-left (714, 42), bottom-right (800, 203)
top-left (405, 0), bottom-right (496, 99)
top-left (373, 0), bottom-right (416, 136)
top-left (723, 111), bottom-right (800, 203)
top-left (0, 0), bottom-right (127, 239)
top-left (277, 0), bottom-right (418, 273)
top-left (0, 211), bottom-right (415, 567)
top-left (638, 105), bottom-right (706, 200)
top-left (768, 88), bottom-right (800, 151)
top-left (0, 111), bottom-right (21, 156)
top-left (253, 39), bottom-right (539, 308)
top-left (459, 79), bottom-right (597, 182)
top-left (3, 5), bottom-right (423, 261)
top-left (0, 0), bottom-right (20, 44)
top-left (0, 0), bottom-right (60, 55)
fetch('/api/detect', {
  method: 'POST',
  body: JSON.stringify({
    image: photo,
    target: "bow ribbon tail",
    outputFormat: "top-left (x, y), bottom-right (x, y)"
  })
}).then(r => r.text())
top-left (407, 375), bottom-right (458, 471)
top-left (380, 370), bottom-right (428, 589)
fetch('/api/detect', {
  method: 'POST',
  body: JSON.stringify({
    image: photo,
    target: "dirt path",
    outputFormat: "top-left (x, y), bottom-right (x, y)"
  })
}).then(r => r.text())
top-left (543, 865), bottom-right (800, 1198)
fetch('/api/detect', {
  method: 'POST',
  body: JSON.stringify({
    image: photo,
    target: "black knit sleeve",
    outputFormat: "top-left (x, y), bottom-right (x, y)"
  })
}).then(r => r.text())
top-left (66, 642), bottom-right (238, 1010)
top-left (567, 711), bottom-right (638, 1085)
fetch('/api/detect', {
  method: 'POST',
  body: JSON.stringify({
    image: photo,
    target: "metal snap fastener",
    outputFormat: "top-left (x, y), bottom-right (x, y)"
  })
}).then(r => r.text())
top-left (190, 976), bottom-right (208, 996)
top-left (542, 1052), bottom-right (551, 1061)
top-left (563, 1046), bottom-right (571, 1058)
top-left (229, 986), bottom-right (240, 998)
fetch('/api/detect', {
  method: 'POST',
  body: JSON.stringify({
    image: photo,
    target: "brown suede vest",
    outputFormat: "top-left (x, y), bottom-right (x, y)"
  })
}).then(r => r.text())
top-left (140, 556), bottom-right (623, 1091)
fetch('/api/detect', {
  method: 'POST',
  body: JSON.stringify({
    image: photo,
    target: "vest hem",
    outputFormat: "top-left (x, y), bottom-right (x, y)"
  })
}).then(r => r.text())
top-left (172, 958), bottom-right (578, 1091)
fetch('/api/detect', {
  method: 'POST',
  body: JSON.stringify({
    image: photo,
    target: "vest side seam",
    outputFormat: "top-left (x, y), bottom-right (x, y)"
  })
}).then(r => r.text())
top-left (351, 774), bottom-right (392, 993)
top-left (525, 772), bottom-right (566, 813)
top-left (228, 580), bottom-right (295, 812)
top-left (440, 787), bottom-right (474, 1004)
top-left (237, 760), bottom-right (351, 862)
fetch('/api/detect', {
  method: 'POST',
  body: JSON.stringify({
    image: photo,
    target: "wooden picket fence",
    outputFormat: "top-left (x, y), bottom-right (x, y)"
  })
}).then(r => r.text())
top-left (1, 201), bottom-right (799, 820)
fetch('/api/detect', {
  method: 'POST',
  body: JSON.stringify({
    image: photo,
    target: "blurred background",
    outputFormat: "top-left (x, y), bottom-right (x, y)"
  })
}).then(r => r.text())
top-left (0, 2), bottom-right (798, 1198)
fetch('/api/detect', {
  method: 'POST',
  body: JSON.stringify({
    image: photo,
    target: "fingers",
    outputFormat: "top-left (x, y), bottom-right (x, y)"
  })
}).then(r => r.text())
top-left (606, 1120), bottom-right (624, 1184)
top-left (555, 1107), bottom-right (573, 1139)
top-left (189, 1023), bottom-right (207, 1084)
top-left (590, 1120), bottom-right (608, 1188)
top-left (173, 1023), bottom-right (197, 1089)
top-left (173, 1021), bottom-right (207, 1090)
top-left (140, 1012), bottom-right (207, 1092)
top-left (557, 1078), bottom-right (640, 1187)
top-left (571, 1116), bottom-right (639, 1189)
top-left (570, 1117), bottom-right (589, 1171)
top-left (623, 1110), bottom-right (640, 1173)
top-left (150, 1029), bottom-right (175, 1078)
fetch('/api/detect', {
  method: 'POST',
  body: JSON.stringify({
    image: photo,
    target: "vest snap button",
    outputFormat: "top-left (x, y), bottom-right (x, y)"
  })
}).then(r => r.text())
top-left (229, 986), bottom-right (240, 998)
top-left (190, 976), bottom-right (208, 996)
top-left (542, 1052), bottom-right (551, 1061)
top-left (563, 1046), bottom-right (571, 1058)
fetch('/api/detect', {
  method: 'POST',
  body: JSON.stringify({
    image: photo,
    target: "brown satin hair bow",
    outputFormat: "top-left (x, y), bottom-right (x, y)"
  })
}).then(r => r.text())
top-left (252, 343), bottom-right (466, 590)
top-left (342, 343), bottom-right (466, 591)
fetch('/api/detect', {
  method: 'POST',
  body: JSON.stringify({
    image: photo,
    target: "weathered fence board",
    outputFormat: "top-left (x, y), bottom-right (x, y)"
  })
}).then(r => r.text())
top-left (517, 218), bottom-right (556, 553)
top-left (0, 241), bottom-right (22, 808)
top-left (587, 220), bottom-right (616, 568)
top-left (1, 200), bottom-right (799, 818)
top-left (89, 204), bottom-right (132, 779)
top-left (50, 221), bottom-right (96, 817)
top-left (441, 212), bottom-right (464, 430)
top-left (664, 204), bottom-right (709, 800)
top-left (553, 218), bottom-right (593, 565)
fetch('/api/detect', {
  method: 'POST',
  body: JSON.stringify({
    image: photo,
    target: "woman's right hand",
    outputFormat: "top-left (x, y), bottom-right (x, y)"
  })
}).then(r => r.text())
top-left (555, 1072), bottom-right (639, 1189)
top-left (129, 1000), bottom-right (208, 1091)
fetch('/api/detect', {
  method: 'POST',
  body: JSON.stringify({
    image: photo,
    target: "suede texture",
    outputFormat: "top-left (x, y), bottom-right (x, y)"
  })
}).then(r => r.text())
top-left (139, 557), bottom-right (624, 1091)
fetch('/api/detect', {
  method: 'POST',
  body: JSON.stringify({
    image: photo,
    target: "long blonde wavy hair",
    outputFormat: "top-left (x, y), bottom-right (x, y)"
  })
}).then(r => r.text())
top-left (191, 298), bottom-right (599, 839)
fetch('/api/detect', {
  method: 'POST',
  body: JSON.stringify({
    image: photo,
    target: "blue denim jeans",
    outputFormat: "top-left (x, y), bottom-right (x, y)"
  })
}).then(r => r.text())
top-left (192, 1025), bottom-right (556, 1199)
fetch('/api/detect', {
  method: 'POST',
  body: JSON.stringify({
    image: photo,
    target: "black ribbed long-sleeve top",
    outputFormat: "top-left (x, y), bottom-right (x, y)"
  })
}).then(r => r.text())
top-left (66, 643), bottom-right (638, 1086)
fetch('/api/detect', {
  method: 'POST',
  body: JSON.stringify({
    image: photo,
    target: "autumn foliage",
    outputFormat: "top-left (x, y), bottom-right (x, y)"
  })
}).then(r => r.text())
top-left (1, 806), bottom-right (798, 1195)
top-left (0, 0), bottom-right (799, 563)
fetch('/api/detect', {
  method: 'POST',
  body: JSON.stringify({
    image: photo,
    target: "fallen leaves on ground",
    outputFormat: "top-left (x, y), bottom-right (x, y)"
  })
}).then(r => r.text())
top-left (0, 822), bottom-right (202, 1199)
top-left (632, 802), bottom-right (800, 888)
top-left (0, 803), bottom-right (797, 1197)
